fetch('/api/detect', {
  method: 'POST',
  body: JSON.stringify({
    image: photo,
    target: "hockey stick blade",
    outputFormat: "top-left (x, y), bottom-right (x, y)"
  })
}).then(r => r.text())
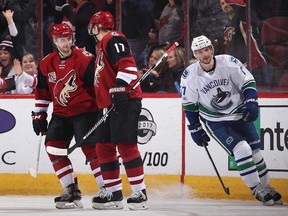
top-left (46, 42), bottom-right (179, 156)
top-left (28, 167), bottom-right (38, 178)
top-left (28, 135), bottom-right (42, 178)
top-left (46, 146), bottom-right (68, 156)
top-left (203, 144), bottom-right (230, 195)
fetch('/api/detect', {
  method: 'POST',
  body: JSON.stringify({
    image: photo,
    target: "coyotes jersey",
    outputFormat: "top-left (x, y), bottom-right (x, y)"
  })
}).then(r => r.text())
top-left (35, 47), bottom-right (97, 116)
top-left (94, 30), bottom-right (142, 109)
top-left (181, 54), bottom-right (257, 122)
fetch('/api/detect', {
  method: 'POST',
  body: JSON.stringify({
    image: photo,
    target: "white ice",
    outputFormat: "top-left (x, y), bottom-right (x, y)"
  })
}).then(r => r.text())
top-left (0, 196), bottom-right (287, 216)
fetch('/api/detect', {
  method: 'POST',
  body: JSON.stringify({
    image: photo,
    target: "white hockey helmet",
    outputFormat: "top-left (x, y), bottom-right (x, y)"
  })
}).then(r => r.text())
top-left (191, 35), bottom-right (213, 54)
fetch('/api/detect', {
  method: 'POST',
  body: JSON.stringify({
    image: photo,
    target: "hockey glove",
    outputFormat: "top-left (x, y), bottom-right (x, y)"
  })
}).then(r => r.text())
top-left (109, 86), bottom-right (129, 112)
top-left (55, 0), bottom-right (69, 11)
top-left (188, 123), bottom-right (210, 147)
top-left (31, 111), bottom-right (48, 136)
top-left (242, 98), bottom-right (258, 122)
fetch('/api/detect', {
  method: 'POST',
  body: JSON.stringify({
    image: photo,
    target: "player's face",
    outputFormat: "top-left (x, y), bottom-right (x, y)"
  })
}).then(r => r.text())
top-left (195, 47), bottom-right (213, 65)
top-left (54, 36), bottom-right (73, 54)
top-left (167, 51), bottom-right (178, 69)
top-left (0, 50), bottom-right (12, 67)
top-left (22, 54), bottom-right (37, 76)
top-left (220, 0), bottom-right (234, 14)
top-left (149, 51), bottom-right (160, 67)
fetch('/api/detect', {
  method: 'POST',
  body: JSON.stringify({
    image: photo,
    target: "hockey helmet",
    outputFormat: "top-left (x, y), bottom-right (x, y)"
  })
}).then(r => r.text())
top-left (51, 23), bottom-right (74, 38)
top-left (88, 11), bottom-right (114, 34)
top-left (191, 35), bottom-right (213, 54)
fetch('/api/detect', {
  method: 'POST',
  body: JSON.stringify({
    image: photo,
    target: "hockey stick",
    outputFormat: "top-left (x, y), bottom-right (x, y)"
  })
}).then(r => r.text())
top-left (46, 42), bottom-right (179, 156)
top-left (203, 143), bottom-right (230, 195)
top-left (174, 68), bottom-right (230, 195)
top-left (28, 135), bottom-right (42, 178)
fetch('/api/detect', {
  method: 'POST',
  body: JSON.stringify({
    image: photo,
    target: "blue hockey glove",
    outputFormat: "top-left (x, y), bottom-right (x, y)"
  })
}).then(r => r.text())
top-left (188, 123), bottom-right (210, 147)
top-left (31, 111), bottom-right (48, 136)
top-left (242, 98), bottom-right (258, 122)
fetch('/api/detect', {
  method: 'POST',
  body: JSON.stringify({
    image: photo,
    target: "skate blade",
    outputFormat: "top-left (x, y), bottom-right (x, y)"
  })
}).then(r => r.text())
top-left (128, 201), bottom-right (148, 210)
top-left (92, 201), bottom-right (123, 210)
top-left (55, 200), bottom-right (83, 209)
top-left (274, 199), bottom-right (283, 205)
top-left (262, 199), bottom-right (274, 206)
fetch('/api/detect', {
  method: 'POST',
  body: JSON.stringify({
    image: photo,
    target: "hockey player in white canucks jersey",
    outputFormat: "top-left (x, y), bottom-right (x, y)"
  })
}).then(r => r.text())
top-left (181, 35), bottom-right (282, 206)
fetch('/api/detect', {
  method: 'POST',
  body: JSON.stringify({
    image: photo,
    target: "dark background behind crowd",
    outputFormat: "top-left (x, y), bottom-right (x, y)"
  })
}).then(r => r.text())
top-left (1, 0), bottom-right (288, 94)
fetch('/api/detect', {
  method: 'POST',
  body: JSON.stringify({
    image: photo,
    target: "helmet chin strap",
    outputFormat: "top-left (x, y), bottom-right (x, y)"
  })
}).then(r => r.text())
top-left (92, 27), bottom-right (101, 43)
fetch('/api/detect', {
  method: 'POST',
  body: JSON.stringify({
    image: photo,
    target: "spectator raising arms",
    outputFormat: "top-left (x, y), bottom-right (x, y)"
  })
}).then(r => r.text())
top-left (13, 56), bottom-right (37, 94)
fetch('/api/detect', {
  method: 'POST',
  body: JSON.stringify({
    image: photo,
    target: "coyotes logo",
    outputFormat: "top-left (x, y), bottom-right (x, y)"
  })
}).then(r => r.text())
top-left (224, 27), bottom-right (235, 44)
top-left (53, 70), bottom-right (77, 106)
top-left (94, 49), bottom-right (104, 87)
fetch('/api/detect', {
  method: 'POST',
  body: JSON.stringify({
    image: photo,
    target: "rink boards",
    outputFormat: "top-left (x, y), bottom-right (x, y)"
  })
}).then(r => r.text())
top-left (0, 95), bottom-right (287, 201)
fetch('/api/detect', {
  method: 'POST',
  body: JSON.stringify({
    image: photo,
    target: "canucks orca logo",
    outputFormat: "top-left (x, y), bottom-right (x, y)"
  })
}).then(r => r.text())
top-left (0, 109), bottom-right (16, 134)
top-left (138, 108), bottom-right (157, 144)
top-left (53, 70), bottom-right (77, 106)
top-left (211, 88), bottom-right (233, 110)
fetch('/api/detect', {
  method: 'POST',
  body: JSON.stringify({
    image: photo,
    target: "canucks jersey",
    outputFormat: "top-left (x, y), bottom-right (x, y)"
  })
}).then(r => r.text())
top-left (180, 54), bottom-right (257, 122)
top-left (35, 47), bottom-right (97, 116)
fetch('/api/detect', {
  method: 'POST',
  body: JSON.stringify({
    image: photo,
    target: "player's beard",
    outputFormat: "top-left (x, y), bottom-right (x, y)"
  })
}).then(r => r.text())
top-left (58, 44), bottom-right (72, 58)
top-left (199, 55), bottom-right (215, 71)
top-left (200, 55), bottom-right (213, 65)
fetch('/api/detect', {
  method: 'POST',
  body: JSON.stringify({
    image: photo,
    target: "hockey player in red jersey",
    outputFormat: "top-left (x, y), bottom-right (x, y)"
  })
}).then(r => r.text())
top-left (31, 23), bottom-right (104, 209)
top-left (88, 11), bottom-right (148, 210)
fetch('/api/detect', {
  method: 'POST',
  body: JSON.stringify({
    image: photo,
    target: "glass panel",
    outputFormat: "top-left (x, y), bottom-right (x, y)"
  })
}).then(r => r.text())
top-left (250, 0), bottom-right (288, 92)
top-left (115, 0), bottom-right (288, 94)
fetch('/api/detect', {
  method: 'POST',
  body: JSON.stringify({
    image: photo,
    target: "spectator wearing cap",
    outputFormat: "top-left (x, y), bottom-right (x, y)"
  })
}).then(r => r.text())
top-left (0, 38), bottom-right (16, 93)
top-left (0, 39), bottom-right (36, 94)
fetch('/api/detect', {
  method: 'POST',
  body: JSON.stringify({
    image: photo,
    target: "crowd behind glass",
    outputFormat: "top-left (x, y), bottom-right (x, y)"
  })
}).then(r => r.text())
top-left (1, 0), bottom-right (287, 94)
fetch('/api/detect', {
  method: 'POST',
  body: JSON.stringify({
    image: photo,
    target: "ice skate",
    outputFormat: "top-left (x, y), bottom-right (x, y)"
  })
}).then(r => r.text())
top-left (54, 179), bottom-right (83, 209)
top-left (252, 184), bottom-right (274, 206)
top-left (92, 188), bottom-right (123, 210)
top-left (127, 189), bottom-right (148, 210)
top-left (94, 187), bottom-right (106, 198)
top-left (266, 187), bottom-right (283, 205)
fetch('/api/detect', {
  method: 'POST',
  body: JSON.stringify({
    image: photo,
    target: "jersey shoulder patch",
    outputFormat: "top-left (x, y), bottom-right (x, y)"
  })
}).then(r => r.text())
top-left (229, 56), bottom-right (238, 64)
top-left (182, 69), bottom-right (189, 79)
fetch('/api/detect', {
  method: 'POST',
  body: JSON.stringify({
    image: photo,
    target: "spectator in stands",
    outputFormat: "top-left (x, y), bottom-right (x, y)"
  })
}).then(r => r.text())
top-left (140, 46), bottom-right (166, 92)
top-left (221, 0), bottom-right (270, 87)
top-left (121, 0), bottom-right (155, 69)
top-left (188, 0), bottom-right (228, 55)
top-left (13, 53), bottom-right (37, 94)
top-left (157, 0), bottom-right (184, 47)
top-left (0, 38), bottom-right (16, 94)
top-left (54, 0), bottom-right (97, 55)
top-left (0, 40), bottom-right (37, 94)
top-left (157, 46), bottom-right (185, 93)
top-left (162, 47), bottom-right (185, 92)
top-left (0, 1), bottom-right (28, 58)
top-left (2, 9), bottom-right (23, 59)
